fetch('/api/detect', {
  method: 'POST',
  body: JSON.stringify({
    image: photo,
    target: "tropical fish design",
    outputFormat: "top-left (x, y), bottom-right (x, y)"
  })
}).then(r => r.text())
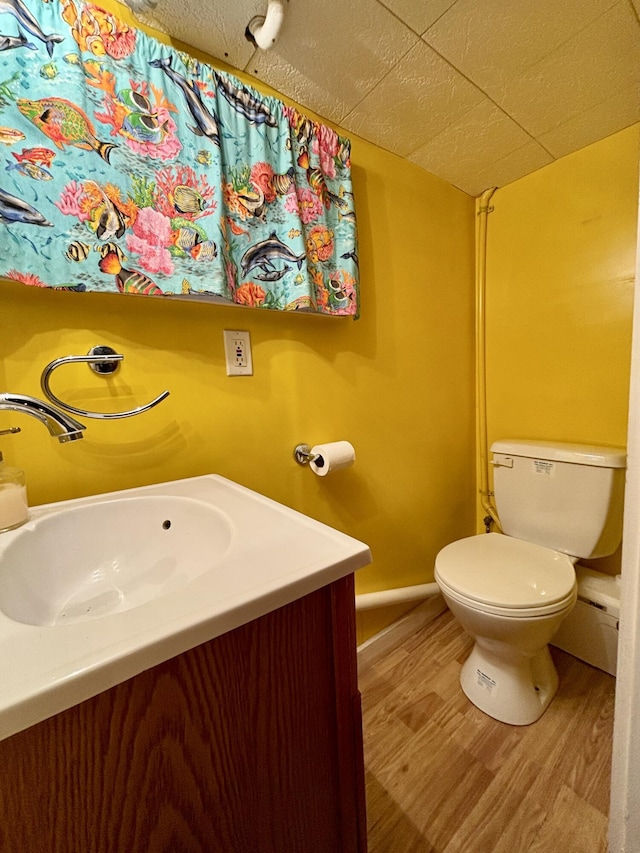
top-left (327, 277), bottom-right (352, 309)
top-left (117, 88), bottom-right (169, 144)
top-left (65, 239), bottom-right (89, 261)
top-left (39, 60), bottom-right (58, 78)
top-left (307, 166), bottom-right (348, 210)
top-left (0, 186), bottom-right (51, 225)
top-left (17, 97), bottom-right (116, 162)
top-left (189, 239), bottom-right (216, 261)
top-left (149, 56), bottom-right (221, 145)
top-left (50, 282), bottom-right (86, 291)
top-left (236, 187), bottom-right (265, 219)
top-left (240, 232), bottom-right (305, 278)
top-left (284, 294), bottom-right (313, 311)
top-left (214, 72), bottom-right (277, 127)
top-left (93, 241), bottom-right (126, 262)
top-left (170, 226), bottom-right (199, 251)
top-left (84, 181), bottom-right (127, 240)
top-left (171, 184), bottom-right (206, 215)
top-left (271, 168), bottom-right (294, 196)
top-left (12, 146), bottom-right (55, 166)
top-left (0, 126), bottom-right (25, 145)
top-left (5, 157), bottom-right (52, 179)
top-left (291, 115), bottom-right (314, 147)
top-left (0, 0), bottom-right (63, 56)
top-left (121, 110), bottom-right (167, 144)
top-left (336, 140), bottom-right (351, 167)
top-left (338, 209), bottom-right (356, 225)
top-left (0, 0), bottom-right (359, 316)
top-left (62, 53), bottom-right (108, 84)
top-left (118, 88), bottom-right (151, 112)
top-left (98, 251), bottom-right (163, 295)
top-left (0, 29), bottom-right (35, 51)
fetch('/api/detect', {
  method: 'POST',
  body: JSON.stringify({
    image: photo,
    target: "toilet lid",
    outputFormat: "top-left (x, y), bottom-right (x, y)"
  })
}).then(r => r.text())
top-left (435, 533), bottom-right (576, 610)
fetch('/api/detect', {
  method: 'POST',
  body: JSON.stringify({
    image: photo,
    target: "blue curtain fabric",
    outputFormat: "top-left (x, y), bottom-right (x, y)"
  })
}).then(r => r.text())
top-left (0, 0), bottom-right (359, 316)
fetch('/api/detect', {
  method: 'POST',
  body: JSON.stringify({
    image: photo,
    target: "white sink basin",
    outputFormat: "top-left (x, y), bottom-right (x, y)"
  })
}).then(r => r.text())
top-left (0, 475), bottom-right (370, 741)
top-left (0, 496), bottom-right (232, 626)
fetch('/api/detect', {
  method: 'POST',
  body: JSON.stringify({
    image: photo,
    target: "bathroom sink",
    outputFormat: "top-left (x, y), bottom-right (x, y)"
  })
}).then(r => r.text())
top-left (0, 496), bottom-right (232, 626)
top-left (0, 474), bottom-right (370, 741)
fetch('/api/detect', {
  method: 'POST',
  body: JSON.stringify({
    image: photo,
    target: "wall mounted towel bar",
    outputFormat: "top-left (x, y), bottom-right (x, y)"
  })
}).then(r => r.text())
top-left (41, 346), bottom-right (170, 420)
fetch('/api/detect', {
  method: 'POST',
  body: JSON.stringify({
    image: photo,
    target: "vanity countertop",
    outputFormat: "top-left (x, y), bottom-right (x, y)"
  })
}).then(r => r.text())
top-left (0, 475), bottom-right (371, 741)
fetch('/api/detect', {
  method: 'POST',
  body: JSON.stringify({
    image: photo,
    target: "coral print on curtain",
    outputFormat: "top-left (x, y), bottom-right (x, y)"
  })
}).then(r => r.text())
top-left (0, 0), bottom-right (360, 316)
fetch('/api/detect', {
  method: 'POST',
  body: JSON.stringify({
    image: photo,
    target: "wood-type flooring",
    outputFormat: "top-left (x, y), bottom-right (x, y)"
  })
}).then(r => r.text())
top-left (361, 609), bottom-right (615, 853)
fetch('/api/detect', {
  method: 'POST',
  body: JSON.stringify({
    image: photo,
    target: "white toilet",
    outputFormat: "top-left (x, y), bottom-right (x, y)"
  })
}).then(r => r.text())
top-left (435, 439), bottom-right (626, 726)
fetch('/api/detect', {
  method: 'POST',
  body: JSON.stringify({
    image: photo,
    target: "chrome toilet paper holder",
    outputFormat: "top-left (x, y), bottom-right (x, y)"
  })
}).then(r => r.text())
top-left (294, 444), bottom-right (320, 466)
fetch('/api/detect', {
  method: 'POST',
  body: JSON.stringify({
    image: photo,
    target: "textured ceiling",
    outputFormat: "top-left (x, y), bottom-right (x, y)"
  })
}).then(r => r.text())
top-left (132, 0), bottom-right (640, 197)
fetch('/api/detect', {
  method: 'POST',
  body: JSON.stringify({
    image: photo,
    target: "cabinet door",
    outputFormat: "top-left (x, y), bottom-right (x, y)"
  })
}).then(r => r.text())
top-left (0, 576), bottom-right (367, 853)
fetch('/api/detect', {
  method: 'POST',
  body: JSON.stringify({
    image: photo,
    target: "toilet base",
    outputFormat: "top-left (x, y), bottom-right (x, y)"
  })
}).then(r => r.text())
top-left (459, 641), bottom-right (559, 726)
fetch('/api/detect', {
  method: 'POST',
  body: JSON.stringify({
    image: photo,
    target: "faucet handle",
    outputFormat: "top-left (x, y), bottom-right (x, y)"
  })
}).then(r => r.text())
top-left (0, 427), bottom-right (21, 436)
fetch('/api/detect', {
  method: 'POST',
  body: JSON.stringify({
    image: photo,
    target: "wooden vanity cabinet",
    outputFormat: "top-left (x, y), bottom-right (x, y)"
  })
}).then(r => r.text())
top-left (0, 574), bottom-right (367, 853)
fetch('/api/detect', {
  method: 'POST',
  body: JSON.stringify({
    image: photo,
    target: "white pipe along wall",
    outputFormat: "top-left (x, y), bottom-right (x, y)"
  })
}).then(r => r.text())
top-left (476, 187), bottom-right (502, 531)
top-left (355, 583), bottom-right (440, 611)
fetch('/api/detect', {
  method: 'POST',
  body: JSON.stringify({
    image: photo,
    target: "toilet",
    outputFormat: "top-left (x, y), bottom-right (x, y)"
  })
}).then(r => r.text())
top-left (435, 439), bottom-right (626, 726)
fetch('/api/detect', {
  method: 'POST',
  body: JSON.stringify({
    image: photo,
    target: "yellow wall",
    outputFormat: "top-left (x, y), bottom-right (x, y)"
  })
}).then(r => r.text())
top-left (0, 4), bottom-right (477, 644)
top-left (483, 125), bottom-right (639, 570)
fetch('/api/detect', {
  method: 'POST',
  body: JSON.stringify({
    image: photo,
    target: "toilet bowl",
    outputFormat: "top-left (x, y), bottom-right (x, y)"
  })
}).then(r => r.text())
top-left (435, 439), bottom-right (625, 725)
top-left (435, 532), bottom-right (577, 725)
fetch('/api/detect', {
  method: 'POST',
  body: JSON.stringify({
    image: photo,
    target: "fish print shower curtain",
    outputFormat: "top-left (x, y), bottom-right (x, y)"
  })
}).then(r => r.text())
top-left (0, 0), bottom-right (360, 316)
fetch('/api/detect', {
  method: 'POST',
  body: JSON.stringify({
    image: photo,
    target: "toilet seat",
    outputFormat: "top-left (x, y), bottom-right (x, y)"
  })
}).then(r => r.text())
top-left (435, 533), bottom-right (577, 618)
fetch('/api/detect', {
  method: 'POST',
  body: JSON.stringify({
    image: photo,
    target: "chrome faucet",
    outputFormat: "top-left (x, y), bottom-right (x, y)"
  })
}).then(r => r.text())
top-left (0, 394), bottom-right (85, 443)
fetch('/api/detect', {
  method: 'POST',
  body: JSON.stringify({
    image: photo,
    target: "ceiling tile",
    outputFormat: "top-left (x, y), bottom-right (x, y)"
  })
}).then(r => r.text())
top-left (142, 0), bottom-right (258, 69)
top-left (408, 99), bottom-right (537, 167)
top-left (341, 40), bottom-right (485, 157)
top-left (488, 1), bottom-right (640, 135)
top-left (407, 100), bottom-right (553, 194)
top-left (423, 0), bottom-right (620, 90)
top-left (376, 0), bottom-right (458, 35)
top-left (462, 142), bottom-right (555, 196)
top-left (244, 0), bottom-right (418, 125)
top-left (417, 139), bottom-right (553, 196)
top-left (538, 87), bottom-right (640, 158)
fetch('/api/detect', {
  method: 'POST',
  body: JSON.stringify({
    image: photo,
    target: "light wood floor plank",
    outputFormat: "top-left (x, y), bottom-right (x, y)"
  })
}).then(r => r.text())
top-left (528, 785), bottom-right (608, 853)
top-left (363, 610), bottom-right (615, 853)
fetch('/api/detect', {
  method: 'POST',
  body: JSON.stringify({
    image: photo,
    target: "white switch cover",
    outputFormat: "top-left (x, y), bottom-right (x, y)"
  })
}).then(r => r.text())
top-left (223, 330), bottom-right (253, 376)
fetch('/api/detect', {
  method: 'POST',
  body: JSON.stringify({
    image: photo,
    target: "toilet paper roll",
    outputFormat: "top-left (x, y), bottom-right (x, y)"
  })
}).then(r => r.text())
top-left (309, 441), bottom-right (356, 477)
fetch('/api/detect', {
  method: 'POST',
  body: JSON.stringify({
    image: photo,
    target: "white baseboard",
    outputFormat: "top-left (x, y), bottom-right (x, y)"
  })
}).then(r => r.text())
top-left (357, 594), bottom-right (447, 676)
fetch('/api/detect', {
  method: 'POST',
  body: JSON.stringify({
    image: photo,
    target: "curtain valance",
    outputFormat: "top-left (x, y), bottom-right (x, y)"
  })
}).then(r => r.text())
top-left (0, 0), bottom-right (359, 316)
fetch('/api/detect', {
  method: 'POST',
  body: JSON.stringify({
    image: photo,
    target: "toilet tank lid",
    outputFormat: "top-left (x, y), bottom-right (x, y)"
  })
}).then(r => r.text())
top-left (490, 439), bottom-right (626, 468)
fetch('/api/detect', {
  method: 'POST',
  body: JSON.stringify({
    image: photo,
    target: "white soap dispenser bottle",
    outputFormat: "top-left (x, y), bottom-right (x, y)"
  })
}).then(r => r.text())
top-left (0, 452), bottom-right (28, 532)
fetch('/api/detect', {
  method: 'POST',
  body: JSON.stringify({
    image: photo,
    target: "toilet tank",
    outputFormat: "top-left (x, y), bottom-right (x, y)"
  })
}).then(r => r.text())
top-left (490, 440), bottom-right (626, 559)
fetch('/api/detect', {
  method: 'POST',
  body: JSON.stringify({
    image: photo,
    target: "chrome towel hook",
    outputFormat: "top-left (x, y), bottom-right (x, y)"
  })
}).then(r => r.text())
top-left (41, 346), bottom-right (170, 420)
